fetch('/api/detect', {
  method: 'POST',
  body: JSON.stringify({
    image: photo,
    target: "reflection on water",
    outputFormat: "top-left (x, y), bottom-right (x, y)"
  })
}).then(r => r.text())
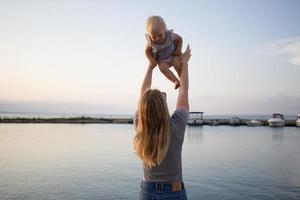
top-left (0, 124), bottom-right (300, 200)
top-left (271, 127), bottom-right (284, 141)
top-left (186, 126), bottom-right (203, 142)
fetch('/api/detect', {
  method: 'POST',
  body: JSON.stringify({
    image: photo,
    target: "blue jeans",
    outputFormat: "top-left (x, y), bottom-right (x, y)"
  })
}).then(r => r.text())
top-left (140, 181), bottom-right (187, 200)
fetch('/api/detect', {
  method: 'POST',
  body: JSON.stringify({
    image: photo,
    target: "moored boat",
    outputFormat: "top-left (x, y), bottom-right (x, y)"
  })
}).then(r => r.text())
top-left (296, 114), bottom-right (300, 127)
top-left (247, 119), bottom-right (263, 126)
top-left (229, 117), bottom-right (240, 126)
top-left (268, 113), bottom-right (285, 127)
top-left (211, 119), bottom-right (219, 126)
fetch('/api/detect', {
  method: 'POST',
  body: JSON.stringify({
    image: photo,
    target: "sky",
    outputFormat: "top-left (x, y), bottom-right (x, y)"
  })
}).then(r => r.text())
top-left (0, 0), bottom-right (300, 115)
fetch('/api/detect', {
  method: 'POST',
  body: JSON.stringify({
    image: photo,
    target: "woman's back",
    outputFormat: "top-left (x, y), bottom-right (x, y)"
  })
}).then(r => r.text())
top-left (135, 108), bottom-right (189, 182)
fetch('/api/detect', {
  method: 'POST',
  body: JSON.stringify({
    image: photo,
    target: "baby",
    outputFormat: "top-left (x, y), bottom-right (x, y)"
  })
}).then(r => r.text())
top-left (145, 16), bottom-right (183, 89)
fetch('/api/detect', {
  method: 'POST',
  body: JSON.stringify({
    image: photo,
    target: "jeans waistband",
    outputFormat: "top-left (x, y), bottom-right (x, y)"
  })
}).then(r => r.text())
top-left (141, 180), bottom-right (185, 192)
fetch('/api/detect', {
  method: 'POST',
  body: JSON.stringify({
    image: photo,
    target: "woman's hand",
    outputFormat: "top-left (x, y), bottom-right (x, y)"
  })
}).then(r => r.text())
top-left (172, 50), bottom-right (182, 57)
top-left (181, 45), bottom-right (192, 64)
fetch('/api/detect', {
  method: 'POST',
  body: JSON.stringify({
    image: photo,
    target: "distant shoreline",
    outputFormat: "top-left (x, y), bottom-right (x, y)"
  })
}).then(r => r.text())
top-left (0, 116), bottom-right (298, 126)
top-left (0, 116), bottom-right (133, 124)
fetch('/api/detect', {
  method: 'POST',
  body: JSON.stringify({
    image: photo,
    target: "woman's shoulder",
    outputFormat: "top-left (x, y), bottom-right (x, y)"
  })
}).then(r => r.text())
top-left (170, 109), bottom-right (189, 141)
top-left (171, 108), bottom-right (189, 126)
top-left (172, 108), bottom-right (189, 117)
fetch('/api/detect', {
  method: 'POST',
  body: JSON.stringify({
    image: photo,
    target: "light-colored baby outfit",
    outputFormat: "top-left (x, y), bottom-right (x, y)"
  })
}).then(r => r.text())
top-left (146, 30), bottom-right (175, 63)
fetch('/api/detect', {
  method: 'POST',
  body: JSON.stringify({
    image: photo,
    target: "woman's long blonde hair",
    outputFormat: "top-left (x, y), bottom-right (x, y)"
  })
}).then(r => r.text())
top-left (134, 89), bottom-right (170, 167)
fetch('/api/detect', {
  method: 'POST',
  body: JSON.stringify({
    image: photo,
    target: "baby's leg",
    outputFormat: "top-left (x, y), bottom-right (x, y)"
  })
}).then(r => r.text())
top-left (171, 56), bottom-right (182, 78)
top-left (158, 61), bottom-right (180, 89)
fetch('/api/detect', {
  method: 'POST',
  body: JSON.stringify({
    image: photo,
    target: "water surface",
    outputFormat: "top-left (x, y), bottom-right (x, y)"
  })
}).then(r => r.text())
top-left (0, 124), bottom-right (299, 199)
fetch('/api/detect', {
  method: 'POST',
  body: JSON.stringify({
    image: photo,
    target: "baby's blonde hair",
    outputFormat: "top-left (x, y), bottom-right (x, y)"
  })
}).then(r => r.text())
top-left (146, 15), bottom-right (166, 33)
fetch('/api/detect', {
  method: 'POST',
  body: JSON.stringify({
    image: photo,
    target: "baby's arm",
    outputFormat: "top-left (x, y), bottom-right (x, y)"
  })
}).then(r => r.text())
top-left (173, 33), bottom-right (183, 56)
top-left (145, 44), bottom-right (157, 68)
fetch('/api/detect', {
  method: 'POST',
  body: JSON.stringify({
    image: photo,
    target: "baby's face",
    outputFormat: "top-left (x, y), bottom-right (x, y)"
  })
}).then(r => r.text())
top-left (149, 26), bottom-right (166, 44)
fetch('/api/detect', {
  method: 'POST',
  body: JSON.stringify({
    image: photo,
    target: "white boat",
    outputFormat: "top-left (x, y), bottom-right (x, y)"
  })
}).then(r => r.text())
top-left (296, 114), bottom-right (300, 127)
top-left (268, 113), bottom-right (285, 127)
top-left (188, 112), bottom-right (204, 126)
top-left (247, 119), bottom-right (263, 126)
top-left (211, 119), bottom-right (219, 126)
top-left (229, 117), bottom-right (240, 126)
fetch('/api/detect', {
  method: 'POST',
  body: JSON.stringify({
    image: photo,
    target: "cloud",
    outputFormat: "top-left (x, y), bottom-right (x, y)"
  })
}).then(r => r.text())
top-left (263, 37), bottom-right (300, 66)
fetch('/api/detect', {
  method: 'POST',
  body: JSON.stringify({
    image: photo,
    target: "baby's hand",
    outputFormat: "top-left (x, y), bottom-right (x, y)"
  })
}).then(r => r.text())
top-left (149, 59), bottom-right (158, 69)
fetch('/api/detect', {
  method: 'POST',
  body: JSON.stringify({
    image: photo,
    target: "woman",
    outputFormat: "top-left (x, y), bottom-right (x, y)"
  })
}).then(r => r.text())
top-left (133, 45), bottom-right (191, 200)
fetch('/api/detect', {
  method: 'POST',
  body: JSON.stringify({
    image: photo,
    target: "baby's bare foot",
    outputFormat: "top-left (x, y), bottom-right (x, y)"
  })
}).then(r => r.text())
top-left (174, 81), bottom-right (180, 89)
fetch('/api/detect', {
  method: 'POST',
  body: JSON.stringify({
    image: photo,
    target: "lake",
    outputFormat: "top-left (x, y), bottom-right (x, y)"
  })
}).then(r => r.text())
top-left (0, 124), bottom-right (299, 199)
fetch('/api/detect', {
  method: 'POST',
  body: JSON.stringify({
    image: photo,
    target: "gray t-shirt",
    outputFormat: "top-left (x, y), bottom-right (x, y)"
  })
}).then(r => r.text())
top-left (134, 108), bottom-right (189, 182)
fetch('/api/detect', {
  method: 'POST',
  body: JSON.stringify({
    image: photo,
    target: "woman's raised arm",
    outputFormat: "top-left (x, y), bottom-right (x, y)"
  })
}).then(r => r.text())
top-left (139, 64), bottom-right (156, 100)
top-left (176, 45), bottom-right (192, 112)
